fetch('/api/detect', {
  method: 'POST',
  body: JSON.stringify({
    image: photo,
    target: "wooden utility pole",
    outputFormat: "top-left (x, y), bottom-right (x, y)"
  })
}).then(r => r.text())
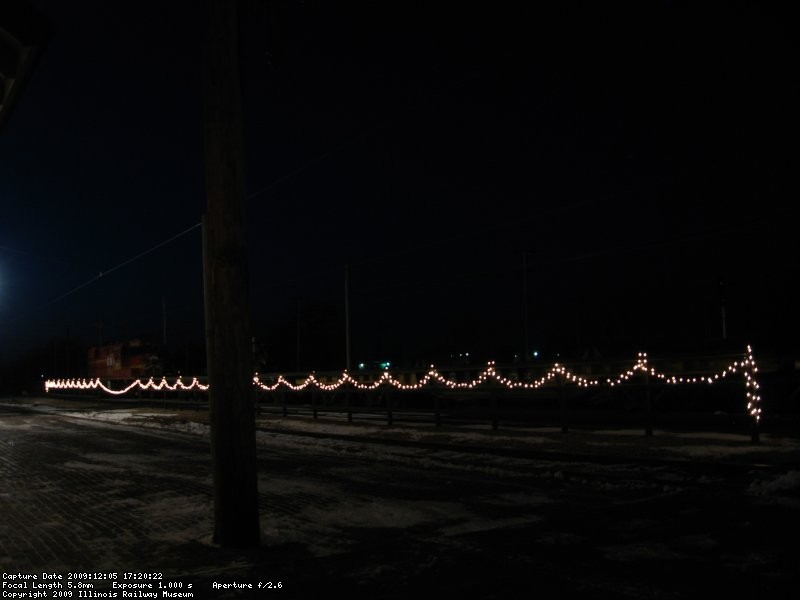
top-left (202, 0), bottom-right (260, 547)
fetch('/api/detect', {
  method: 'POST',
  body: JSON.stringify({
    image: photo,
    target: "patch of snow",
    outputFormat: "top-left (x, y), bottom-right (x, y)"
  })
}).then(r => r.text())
top-left (750, 470), bottom-right (800, 494)
top-left (60, 460), bottom-right (127, 473)
top-left (302, 498), bottom-right (468, 530)
top-left (601, 542), bottom-right (682, 561)
top-left (438, 515), bottom-right (542, 536)
top-left (655, 442), bottom-right (799, 459)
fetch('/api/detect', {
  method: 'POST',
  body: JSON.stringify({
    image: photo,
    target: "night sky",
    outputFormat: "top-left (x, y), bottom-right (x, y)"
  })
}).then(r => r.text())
top-left (1, 0), bottom-right (798, 381)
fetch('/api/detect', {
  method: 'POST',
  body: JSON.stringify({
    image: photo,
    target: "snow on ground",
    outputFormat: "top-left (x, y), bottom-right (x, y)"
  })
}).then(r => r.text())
top-left (749, 470), bottom-right (800, 496)
top-left (57, 407), bottom-right (800, 460)
top-left (2, 397), bottom-right (799, 598)
top-left (4, 399), bottom-right (800, 501)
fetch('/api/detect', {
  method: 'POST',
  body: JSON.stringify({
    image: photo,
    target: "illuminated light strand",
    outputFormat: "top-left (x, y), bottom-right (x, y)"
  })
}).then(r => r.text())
top-left (45, 347), bottom-right (762, 422)
top-left (45, 376), bottom-right (209, 396)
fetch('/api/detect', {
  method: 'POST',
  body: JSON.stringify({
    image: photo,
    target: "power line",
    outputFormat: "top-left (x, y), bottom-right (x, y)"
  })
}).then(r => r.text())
top-left (39, 222), bottom-right (201, 309)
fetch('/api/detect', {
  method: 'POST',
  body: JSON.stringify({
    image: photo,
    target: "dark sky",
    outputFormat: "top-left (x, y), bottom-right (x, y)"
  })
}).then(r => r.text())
top-left (1, 0), bottom-right (798, 376)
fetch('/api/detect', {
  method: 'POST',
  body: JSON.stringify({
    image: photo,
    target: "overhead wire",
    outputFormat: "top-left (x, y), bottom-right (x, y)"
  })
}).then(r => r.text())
top-left (38, 222), bottom-right (201, 309)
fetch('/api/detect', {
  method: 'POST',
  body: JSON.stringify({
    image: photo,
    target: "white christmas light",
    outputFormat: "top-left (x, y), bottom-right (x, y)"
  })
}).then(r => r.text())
top-left (45, 346), bottom-right (762, 423)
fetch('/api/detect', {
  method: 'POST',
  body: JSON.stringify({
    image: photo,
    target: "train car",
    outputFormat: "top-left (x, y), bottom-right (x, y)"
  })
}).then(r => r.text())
top-left (87, 339), bottom-right (161, 379)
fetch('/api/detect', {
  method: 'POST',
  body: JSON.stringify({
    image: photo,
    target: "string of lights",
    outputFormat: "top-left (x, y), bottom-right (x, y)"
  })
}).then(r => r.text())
top-left (45, 376), bottom-right (209, 396)
top-left (45, 346), bottom-right (762, 422)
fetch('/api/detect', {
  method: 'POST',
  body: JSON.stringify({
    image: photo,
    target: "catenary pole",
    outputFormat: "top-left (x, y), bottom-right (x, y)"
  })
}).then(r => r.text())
top-left (345, 264), bottom-right (351, 370)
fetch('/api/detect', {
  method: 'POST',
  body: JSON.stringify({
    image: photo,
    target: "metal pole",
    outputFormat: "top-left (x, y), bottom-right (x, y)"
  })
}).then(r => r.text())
top-left (719, 279), bottom-right (727, 342)
top-left (522, 251), bottom-right (529, 360)
top-left (345, 264), bottom-right (351, 371)
top-left (162, 297), bottom-right (167, 346)
top-left (751, 417), bottom-right (760, 444)
top-left (644, 370), bottom-right (653, 437)
top-left (296, 296), bottom-right (301, 372)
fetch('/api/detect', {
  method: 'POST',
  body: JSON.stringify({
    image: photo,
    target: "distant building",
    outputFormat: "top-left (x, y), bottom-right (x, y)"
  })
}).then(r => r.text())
top-left (88, 339), bottom-right (160, 379)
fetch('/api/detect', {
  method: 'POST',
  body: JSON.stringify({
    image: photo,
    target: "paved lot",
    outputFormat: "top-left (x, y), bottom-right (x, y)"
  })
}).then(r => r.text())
top-left (1, 400), bottom-right (799, 598)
